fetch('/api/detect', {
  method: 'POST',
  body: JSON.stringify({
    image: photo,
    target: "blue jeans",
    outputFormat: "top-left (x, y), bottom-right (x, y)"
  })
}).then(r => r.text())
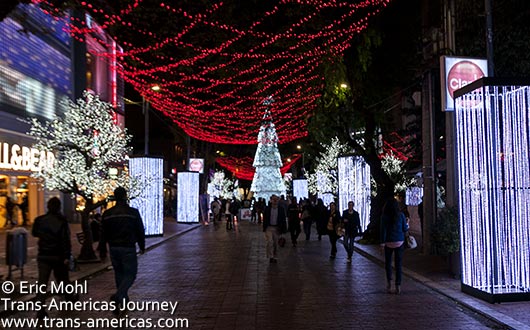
top-left (109, 246), bottom-right (138, 304)
top-left (384, 244), bottom-right (405, 285)
top-left (343, 233), bottom-right (355, 258)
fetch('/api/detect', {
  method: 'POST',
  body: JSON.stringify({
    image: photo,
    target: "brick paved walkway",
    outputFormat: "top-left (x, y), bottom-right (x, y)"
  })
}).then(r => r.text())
top-left (2, 220), bottom-right (517, 329)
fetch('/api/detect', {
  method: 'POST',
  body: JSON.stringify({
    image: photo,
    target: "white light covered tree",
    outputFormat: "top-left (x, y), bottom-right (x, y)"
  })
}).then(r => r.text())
top-left (28, 91), bottom-right (138, 261)
top-left (207, 170), bottom-right (238, 200)
top-left (250, 96), bottom-right (286, 201)
top-left (308, 137), bottom-right (350, 198)
top-left (380, 152), bottom-right (414, 194)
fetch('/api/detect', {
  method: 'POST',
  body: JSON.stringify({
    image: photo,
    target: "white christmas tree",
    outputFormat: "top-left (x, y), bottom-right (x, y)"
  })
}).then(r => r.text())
top-left (250, 96), bottom-right (286, 201)
top-left (207, 170), bottom-right (237, 200)
top-left (307, 136), bottom-right (350, 199)
top-left (28, 91), bottom-right (141, 261)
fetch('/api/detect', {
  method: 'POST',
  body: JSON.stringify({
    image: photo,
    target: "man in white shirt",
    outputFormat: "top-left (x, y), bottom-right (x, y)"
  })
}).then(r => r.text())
top-left (262, 195), bottom-right (287, 263)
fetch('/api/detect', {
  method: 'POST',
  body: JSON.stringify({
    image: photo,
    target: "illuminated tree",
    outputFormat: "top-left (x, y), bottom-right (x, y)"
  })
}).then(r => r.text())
top-left (207, 170), bottom-right (237, 200)
top-left (307, 137), bottom-right (350, 198)
top-left (250, 97), bottom-right (286, 201)
top-left (28, 91), bottom-right (138, 262)
top-left (381, 152), bottom-right (415, 194)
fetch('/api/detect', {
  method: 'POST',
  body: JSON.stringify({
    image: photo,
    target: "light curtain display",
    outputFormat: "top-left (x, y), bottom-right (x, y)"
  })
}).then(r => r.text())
top-left (337, 156), bottom-right (371, 231)
top-left (293, 179), bottom-right (308, 201)
top-left (177, 172), bottom-right (200, 223)
top-left (406, 187), bottom-right (423, 206)
top-left (455, 80), bottom-right (530, 302)
top-left (129, 157), bottom-right (164, 236)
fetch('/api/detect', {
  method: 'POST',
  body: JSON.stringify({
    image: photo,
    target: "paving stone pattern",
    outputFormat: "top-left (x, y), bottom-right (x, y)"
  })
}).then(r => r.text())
top-left (3, 221), bottom-right (508, 330)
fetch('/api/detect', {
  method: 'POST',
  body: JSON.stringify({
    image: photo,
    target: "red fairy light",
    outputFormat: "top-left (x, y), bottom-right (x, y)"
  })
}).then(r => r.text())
top-left (33, 0), bottom-right (391, 144)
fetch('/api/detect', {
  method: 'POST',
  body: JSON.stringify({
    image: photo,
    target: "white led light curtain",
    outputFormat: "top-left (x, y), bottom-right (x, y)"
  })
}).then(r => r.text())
top-left (455, 82), bottom-right (530, 299)
top-left (129, 157), bottom-right (164, 236)
top-left (177, 172), bottom-right (199, 223)
top-left (293, 179), bottom-right (308, 201)
top-left (337, 156), bottom-right (371, 231)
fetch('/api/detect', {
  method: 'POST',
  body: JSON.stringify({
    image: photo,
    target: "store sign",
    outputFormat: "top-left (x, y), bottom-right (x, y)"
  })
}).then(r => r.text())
top-left (0, 142), bottom-right (55, 172)
top-left (188, 158), bottom-right (204, 174)
top-left (440, 56), bottom-right (488, 111)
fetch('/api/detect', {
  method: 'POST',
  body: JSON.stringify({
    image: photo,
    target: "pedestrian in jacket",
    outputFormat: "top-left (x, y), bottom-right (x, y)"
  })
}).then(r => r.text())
top-left (342, 201), bottom-right (362, 262)
top-left (263, 194), bottom-right (287, 263)
top-left (380, 197), bottom-right (409, 294)
top-left (101, 187), bottom-right (145, 314)
top-left (326, 202), bottom-right (340, 259)
top-left (287, 197), bottom-right (301, 247)
top-left (32, 197), bottom-right (75, 319)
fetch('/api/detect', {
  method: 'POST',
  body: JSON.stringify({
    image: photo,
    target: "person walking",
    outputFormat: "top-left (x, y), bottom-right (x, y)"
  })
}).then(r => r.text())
top-left (315, 198), bottom-right (327, 241)
top-left (210, 197), bottom-right (221, 224)
top-left (300, 199), bottom-right (313, 241)
top-left (224, 199), bottom-right (233, 230)
top-left (380, 197), bottom-right (409, 294)
top-left (342, 201), bottom-right (362, 262)
top-left (19, 194), bottom-right (29, 226)
top-left (287, 197), bottom-right (301, 247)
top-left (326, 202), bottom-right (340, 259)
top-left (101, 187), bottom-right (145, 314)
top-left (263, 194), bottom-right (287, 263)
top-left (32, 197), bottom-right (76, 319)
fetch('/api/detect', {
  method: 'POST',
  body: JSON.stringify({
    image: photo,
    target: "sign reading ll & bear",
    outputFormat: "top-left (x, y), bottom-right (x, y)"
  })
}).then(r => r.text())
top-left (0, 142), bottom-right (55, 172)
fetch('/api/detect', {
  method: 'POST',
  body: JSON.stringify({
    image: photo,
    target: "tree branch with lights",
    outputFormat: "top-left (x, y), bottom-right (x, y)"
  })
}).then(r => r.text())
top-left (28, 91), bottom-right (141, 262)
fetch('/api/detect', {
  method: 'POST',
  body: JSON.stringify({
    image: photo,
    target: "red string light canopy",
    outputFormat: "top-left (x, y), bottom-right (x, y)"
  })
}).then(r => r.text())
top-left (216, 154), bottom-right (302, 181)
top-left (37, 0), bottom-right (392, 144)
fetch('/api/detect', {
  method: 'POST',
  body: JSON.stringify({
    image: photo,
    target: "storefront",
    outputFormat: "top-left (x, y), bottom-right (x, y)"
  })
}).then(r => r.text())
top-left (0, 129), bottom-right (55, 227)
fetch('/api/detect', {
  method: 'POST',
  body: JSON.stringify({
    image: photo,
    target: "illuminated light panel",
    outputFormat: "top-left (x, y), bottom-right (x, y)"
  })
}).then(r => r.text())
top-left (129, 157), bottom-right (164, 236)
top-left (406, 187), bottom-right (423, 206)
top-left (34, 0), bottom-right (393, 144)
top-left (454, 78), bottom-right (530, 302)
top-left (293, 179), bottom-right (309, 201)
top-left (337, 156), bottom-right (371, 231)
top-left (177, 172), bottom-right (199, 223)
top-left (316, 171), bottom-right (334, 206)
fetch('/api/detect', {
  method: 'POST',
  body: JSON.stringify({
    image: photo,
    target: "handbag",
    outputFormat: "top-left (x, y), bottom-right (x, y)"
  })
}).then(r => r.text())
top-left (335, 222), bottom-right (345, 237)
top-left (326, 218), bottom-right (334, 231)
top-left (405, 233), bottom-right (417, 249)
top-left (278, 236), bottom-right (286, 247)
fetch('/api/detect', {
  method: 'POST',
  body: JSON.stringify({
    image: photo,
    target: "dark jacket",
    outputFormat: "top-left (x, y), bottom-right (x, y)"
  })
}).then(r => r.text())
top-left (380, 212), bottom-right (408, 243)
top-left (32, 212), bottom-right (71, 260)
top-left (342, 209), bottom-right (362, 236)
top-left (263, 205), bottom-right (287, 233)
top-left (101, 202), bottom-right (145, 251)
top-left (287, 204), bottom-right (301, 230)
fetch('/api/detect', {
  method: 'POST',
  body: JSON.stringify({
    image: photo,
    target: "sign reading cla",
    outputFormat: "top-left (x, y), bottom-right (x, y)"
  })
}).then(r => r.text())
top-left (448, 61), bottom-right (485, 98)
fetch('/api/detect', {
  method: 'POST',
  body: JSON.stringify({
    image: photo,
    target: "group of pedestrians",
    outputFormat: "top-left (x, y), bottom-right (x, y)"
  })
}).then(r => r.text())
top-left (259, 194), bottom-right (410, 295)
top-left (31, 187), bottom-right (145, 320)
top-left (209, 197), bottom-right (242, 230)
top-left (1, 193), bottom-right (29, 227)
top-left (260, 195), bottom-right (362, 263)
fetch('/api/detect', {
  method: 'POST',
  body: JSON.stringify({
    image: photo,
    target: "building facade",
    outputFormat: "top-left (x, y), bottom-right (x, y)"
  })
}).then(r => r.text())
top-left (0, 3), bottom-right (123, 225)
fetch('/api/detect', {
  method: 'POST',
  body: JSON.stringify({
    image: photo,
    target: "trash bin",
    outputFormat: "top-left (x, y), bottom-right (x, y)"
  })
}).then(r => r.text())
top-left (6, 227), bottom-right (28, 279)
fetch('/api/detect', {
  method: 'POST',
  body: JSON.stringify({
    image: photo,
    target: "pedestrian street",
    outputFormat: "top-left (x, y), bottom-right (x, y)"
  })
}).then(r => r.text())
top-left (5, 221), bottom-right (504, 330)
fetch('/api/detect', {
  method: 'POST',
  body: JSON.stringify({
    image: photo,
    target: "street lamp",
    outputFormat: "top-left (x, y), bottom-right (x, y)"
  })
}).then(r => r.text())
top-left (143, 84), bottom-right (160, 155)
top-left (297, 145), bottom-right (305, 177)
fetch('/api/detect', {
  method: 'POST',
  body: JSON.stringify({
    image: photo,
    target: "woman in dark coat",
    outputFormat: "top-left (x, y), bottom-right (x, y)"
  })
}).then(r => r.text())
top-left (326, 202), bottom-right (341, 259)
top-left (380, 198), bottom-right (409, 294)
top-left (287, 197), bottom-right (301, 247)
